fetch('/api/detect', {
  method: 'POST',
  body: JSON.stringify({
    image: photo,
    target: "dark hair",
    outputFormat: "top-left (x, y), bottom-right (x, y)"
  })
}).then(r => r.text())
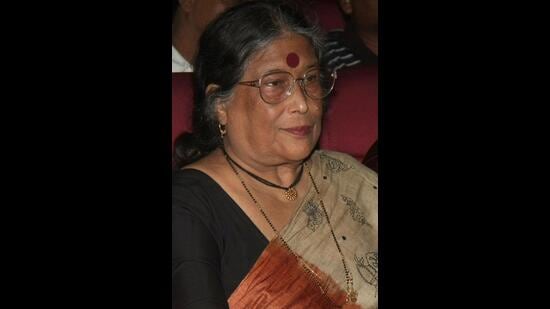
top-left (174, 0), bottom-right (325, 168)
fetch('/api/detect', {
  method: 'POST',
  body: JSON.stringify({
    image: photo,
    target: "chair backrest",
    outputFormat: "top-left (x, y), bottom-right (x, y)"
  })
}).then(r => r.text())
top-left (320, 64), bottom-right (378, 162)
top-left (172, 73), bottom-right (194, 150)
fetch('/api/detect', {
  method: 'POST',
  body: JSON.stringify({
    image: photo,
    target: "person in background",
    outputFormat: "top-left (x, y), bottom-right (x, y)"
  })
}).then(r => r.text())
top-left (320, 0), bottom-right (379, 172)
top-left (172, 0), bottom-right (244, 72)
top-left (324, 0), bottom-right (378, 71)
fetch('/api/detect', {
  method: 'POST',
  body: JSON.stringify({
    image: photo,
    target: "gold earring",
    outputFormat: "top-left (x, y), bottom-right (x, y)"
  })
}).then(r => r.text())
top-left (218, 123), bottom-right (227, 138)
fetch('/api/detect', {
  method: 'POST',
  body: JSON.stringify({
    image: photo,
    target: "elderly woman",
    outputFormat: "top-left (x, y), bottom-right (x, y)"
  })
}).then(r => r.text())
top-left (172, 1), bottom-right (378, 308)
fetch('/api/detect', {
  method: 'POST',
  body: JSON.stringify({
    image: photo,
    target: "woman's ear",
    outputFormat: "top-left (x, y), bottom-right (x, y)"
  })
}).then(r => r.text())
top-left (206, 83), bottom-right (220, 97)
top-left (216, 101), bottom-right (228, 126)
top-left (338, 0), bottom-right (353, 15)
top-left (207, 84), bottom-right (228, 125)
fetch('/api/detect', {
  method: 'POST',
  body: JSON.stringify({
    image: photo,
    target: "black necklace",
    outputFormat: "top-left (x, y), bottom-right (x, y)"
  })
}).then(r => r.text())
top-left (222, 148), bottom-right (304, 201)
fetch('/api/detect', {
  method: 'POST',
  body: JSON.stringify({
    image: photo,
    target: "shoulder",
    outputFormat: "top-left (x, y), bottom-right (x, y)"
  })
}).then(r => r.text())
top-left (172, 168), bottom-right (221, 220)
top-left (173, 168), bottom-right (215, 195)
top-left (314, 149), bottom-right (378, 212)
top-left (313, 150), bottom-right (377, 230)
top-left (314, 149), bottom-right (378, 187)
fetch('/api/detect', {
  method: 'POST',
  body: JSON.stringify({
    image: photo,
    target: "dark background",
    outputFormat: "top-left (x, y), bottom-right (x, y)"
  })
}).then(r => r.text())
top-left (3, 0), bottom-right (542, 308)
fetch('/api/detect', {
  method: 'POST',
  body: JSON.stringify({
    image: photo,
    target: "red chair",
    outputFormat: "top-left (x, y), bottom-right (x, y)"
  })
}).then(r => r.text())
top-left (172, 73), bottom-right (194, 150)
top-left (320, 64), bottom-right (378, 162)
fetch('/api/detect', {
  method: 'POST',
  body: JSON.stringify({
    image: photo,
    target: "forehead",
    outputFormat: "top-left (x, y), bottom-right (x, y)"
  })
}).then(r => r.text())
top-left (245, 34), bottom-right (317, 75)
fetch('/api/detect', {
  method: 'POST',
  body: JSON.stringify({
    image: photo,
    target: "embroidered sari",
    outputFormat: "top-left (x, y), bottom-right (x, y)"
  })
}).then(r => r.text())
top-left (228, 150), bottom-right (378, 309)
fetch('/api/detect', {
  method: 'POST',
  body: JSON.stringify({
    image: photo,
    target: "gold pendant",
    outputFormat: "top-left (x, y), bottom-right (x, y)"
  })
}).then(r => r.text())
top-left (283, 187), bottom-right (297, 201)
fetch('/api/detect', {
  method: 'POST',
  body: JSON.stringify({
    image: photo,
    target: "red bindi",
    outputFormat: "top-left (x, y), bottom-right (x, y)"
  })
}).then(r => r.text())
top-left (286, 52), bottom-right (300, 68)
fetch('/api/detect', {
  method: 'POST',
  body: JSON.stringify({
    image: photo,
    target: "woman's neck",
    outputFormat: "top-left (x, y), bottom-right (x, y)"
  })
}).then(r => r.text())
top-left (220, 147), bottom-right (304, 188)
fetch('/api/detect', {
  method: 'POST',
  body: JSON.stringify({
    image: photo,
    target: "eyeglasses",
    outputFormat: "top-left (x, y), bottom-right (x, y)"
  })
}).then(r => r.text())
top-left (238, 68), bottom-right (337, 105)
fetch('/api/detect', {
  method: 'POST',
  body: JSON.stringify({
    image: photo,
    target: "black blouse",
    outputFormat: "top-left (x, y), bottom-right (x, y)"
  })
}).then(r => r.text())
top-left (172, 169), bottom-right (268, 309)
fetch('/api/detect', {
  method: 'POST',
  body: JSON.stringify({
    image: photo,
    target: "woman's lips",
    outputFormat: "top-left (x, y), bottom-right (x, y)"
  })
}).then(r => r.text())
top-left (282, 126), bottom-right (312, 137)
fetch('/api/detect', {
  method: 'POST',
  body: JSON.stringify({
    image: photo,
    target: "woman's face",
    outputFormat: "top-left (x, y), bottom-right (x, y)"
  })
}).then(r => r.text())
top-left (219, 33), bottom-right (323, 165)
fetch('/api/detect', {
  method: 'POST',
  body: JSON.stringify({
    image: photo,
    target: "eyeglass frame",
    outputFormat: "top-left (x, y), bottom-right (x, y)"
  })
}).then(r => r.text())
top-left (237, 67), bottom-right (337, 105)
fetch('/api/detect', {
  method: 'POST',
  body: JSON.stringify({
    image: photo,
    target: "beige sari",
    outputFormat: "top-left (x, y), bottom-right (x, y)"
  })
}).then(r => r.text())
top-left (228, 150), bottom-right (378, 308)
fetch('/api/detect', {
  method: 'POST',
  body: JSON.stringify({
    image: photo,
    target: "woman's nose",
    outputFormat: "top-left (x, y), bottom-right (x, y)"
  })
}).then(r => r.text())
top-left (288, 79), bottom-right (309, 113)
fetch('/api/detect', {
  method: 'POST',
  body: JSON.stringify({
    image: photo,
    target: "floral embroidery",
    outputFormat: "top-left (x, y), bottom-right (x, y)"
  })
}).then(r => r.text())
top-left (320, 153), bottom-right (351, 173)
top-left (303, 199), bottom-right (324, 231)
top-left (341, 195), bottom-right (366, 225)
top-left (355, 252), bottom-right (378, 295)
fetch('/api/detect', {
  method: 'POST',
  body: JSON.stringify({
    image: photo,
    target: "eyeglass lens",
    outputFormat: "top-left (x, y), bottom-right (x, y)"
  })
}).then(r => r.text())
top-left (259, 69), bottom-right (334, 104)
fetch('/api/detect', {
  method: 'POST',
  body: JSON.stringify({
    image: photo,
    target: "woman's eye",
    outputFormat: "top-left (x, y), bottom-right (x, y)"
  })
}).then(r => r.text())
top-left (305, 74), bottom-right (320, 83)
top-left (265, 79), bottom-right (286, 87)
